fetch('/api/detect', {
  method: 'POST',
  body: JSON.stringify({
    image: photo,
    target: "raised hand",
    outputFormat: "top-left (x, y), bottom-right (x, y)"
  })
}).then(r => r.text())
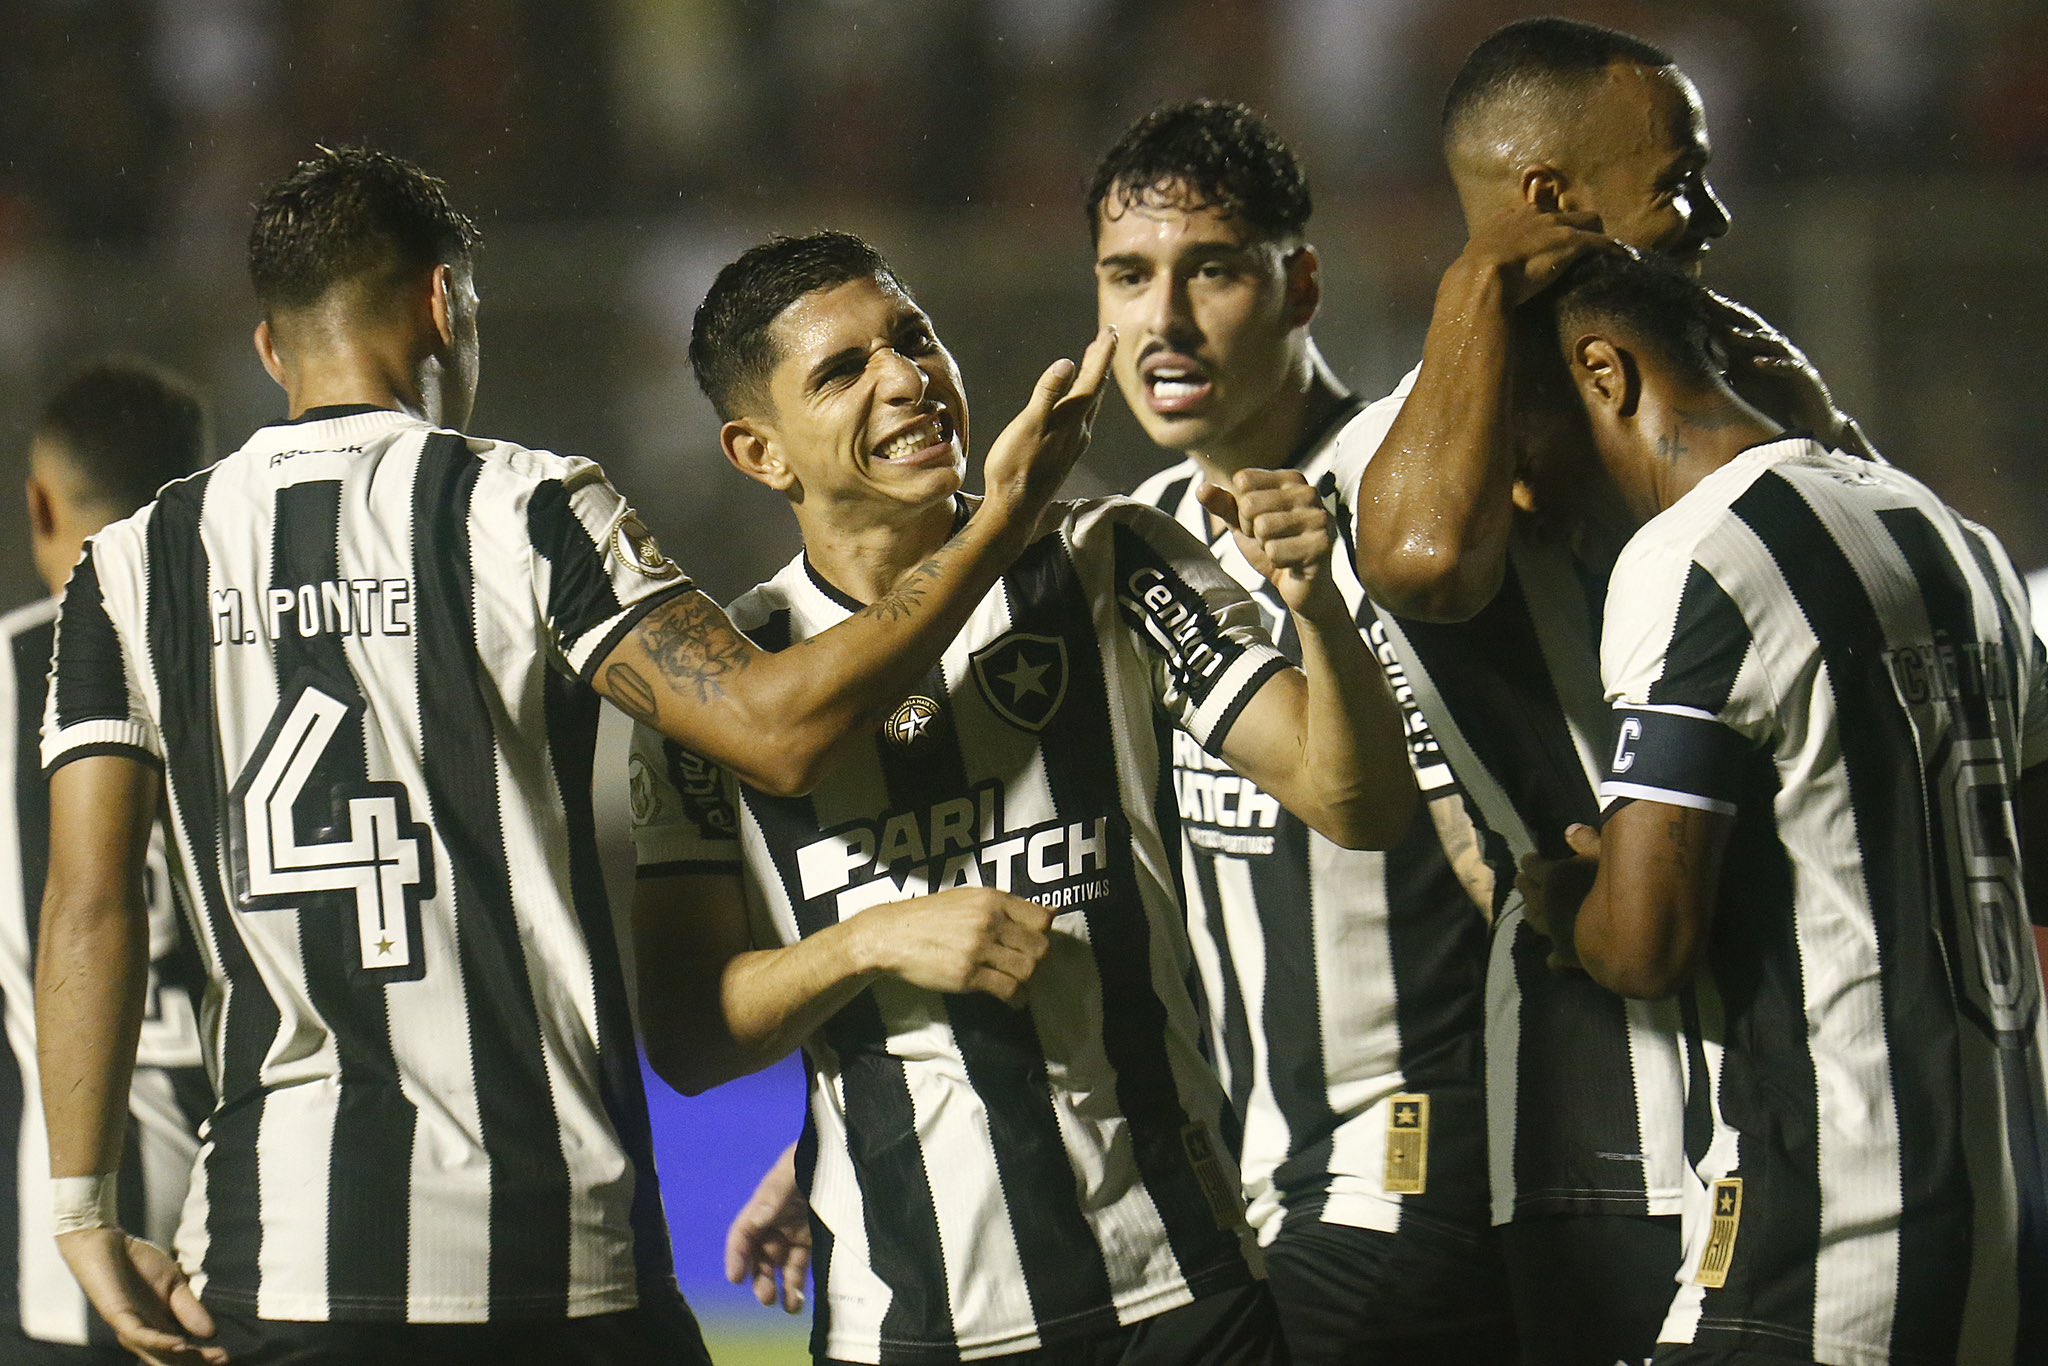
top-left (1704, 290), bottom-right (1869, 457)
top-left (980, 328), bottom-right (1117, 527)
top-left (1457, 208), bottom-right (1613, 306)
top-left (1199, 468), bottom-right (1341, 616)
top-left (726, 1143), bottom-right (812, 1315)
top-left (1516, 822), bottom-right (1603, 973)
top-left (855, 887), bottom-right (1057, 1005)
top-left (56, 1229), bottom-right (226, 1365)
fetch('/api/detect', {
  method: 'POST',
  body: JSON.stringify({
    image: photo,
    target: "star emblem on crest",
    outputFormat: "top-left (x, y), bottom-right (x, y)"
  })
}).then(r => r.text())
top-left (969, 632), bottom-right (1069, 732)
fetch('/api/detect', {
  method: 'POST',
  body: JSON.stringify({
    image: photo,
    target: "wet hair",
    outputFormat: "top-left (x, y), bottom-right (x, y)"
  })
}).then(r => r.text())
top-left (249, 146), bottom-right (481, 316)
top-left (35, 358), bottom-right (210, 514)
top-left (689, 230), bottom-right (908, 421)
top-left (1086, 99), bottom-right (1310, 246)
top-left (1545, 250), bottom-right (1726, 390)
top-left (1442, 17), bottom-right (1674, 149)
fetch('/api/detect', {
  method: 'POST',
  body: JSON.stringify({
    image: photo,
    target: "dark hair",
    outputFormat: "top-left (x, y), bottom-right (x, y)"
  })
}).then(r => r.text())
top-left (249, 146), bottom-right (482, 314)
top-left (36, 359), bottom-right (210, 514)
top-left (1086, 99), bottom-right (1310, 246)
top-left (1546, 250), bottom-right (1725, 388)
top-left (1443, 17), bottom-right (1674, 144)
top-left (689, 231), bottom-right (906, 421)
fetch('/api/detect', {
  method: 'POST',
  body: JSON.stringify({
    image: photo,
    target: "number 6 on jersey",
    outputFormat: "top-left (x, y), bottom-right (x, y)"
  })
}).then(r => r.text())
top-left (230, 680), bottom-right (436, 975)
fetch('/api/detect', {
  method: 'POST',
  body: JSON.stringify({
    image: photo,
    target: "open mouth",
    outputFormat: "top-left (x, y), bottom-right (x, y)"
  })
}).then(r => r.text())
top-left (1141, 353), bottom-right (1213, 416)
top-left (872, 411), bottom-right (954, 464)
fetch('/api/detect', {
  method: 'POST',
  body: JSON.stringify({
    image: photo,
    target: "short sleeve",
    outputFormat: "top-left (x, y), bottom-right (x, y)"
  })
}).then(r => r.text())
top-left (1100, 502), bottom-right (1289, 755)
top-left (1598, 540), bottom-right (1766, 817)
top-left (42, 538), bottom-right (161, 773)
top-left (629, 720), bottom-right (743, 877)
top-left (528, 460), bottom-right (696, 682)
top-left (1322, 367), bottom-right (1416, 548)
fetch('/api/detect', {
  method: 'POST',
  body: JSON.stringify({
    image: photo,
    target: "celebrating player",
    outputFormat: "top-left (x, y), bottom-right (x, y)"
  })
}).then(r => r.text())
top-left (1517, 248), bottom-right (2048, 1366)
top-left (4, 362), bottom-right (210, 1365)
top-left (1305, 18), bottom-right (1871, 1364)
top-left (1085, 100), bottom-right (1510, 1364)
top-left (631, 229), bottom-right (1418, 1364)
top-left (35, 148), bottom-right (1110, 1364)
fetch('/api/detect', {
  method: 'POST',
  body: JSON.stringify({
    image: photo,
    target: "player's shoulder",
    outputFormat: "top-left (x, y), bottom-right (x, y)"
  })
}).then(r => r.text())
top-left (455, 430), bottom-right (610, 493)
top-left (725, 554), bottom-right (811, 641)
top-left (1323, 364), bottom-right (1419, 481)
top-left (1050, 493), bottom-right (1202, 552)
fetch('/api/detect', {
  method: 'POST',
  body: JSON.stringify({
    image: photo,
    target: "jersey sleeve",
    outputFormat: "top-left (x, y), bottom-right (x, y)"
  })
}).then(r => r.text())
top-left (629, 720), bottom-right (743, 876)
top-left (42, 537), bottom-right (161, 773)
top-left (527, 459), bottom-right (696, 682)
top-left (1321, 367), bottom-right (1416, 548)
top-left (1598, 536), bottom-right (1770, 818)
top-left (1097, 501), bottom-right (1289, 755)
top-left (2022, 626), bottom-right (2048, 773)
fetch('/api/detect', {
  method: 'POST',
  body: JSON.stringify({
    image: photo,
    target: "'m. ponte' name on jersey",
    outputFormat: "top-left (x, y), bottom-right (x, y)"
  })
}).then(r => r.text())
top-left (794, 780), bottom-right (1113, 916)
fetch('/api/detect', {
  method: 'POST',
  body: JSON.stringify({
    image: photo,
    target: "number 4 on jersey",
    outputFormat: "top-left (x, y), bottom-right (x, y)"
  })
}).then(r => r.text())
top-left (230, 680), bottom-right (436, 975)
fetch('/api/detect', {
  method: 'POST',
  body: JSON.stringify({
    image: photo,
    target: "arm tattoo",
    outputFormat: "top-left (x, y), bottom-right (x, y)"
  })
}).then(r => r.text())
top-left (639, 592), bottom-right (754, 704)
top-left (858, 541), bottom-right (956, 624)
top-left (605, 663), bottom-right (659, 726)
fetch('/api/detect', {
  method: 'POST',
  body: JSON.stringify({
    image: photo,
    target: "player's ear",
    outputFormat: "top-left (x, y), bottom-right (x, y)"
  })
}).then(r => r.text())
top-left (722, 420), bottom-right (797, 497)
top-left (1522, 165), bottom-right (1569, 215)
top-left (1571, 335), bottom-right (1637, 419)
top-left (253, 320), bottom-right (287, 391)
top-left (1281, 245), bottom-right (1321, 328)
top-left (427, 263), bottom-right (456, 350)
top-left (25, 471), bottom-right (56, 541)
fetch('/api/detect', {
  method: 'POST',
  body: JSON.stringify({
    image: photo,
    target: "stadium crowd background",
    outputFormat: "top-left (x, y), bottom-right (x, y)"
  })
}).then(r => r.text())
top-left (2, 1), bottom-right (2044, 1358)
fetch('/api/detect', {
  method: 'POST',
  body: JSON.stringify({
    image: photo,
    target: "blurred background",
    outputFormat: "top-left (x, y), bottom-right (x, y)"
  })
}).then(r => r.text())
top-left (2, 0), bottom-right (2042, 1359)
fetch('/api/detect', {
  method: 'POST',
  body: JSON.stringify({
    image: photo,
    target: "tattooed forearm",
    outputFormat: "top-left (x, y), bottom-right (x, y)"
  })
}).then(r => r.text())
top-left (638, 591), bottom-right (755, 704)
top-left (859, 541), bottom-right (957, 623)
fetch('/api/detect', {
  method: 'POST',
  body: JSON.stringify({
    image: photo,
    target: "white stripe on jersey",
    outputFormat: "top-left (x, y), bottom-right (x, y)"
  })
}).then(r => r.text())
top-left (1604, 437), bottom-right (2048, 1364)
top-left (1131, 448), bottom-right (1493, 1245)
top-left (1325, 370), bottom-right (1688, 1223)
top-left (636, 497), bottom-right (1276, 1362)
top-left (44, 409), bottom-right (687, 1323)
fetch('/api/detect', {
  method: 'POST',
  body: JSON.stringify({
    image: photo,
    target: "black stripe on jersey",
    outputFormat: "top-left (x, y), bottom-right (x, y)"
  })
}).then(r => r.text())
top-left (1004, 533), bottom-right (1249, 1294)
top-left (1879, 505), bottom-right (2048, 1362)
top-left (412, 433), bottom-right (574, 1315)
top-left (14, 617), bottom-right (53, 960)
top-left (1646, 564), bottom-right (1751, 714)
top-left (49, 546), bottom-right (136, 738)
top-left (528, 479), bottom-right (624, 646)
top-left (268, 479), bottom-right (416, 1310)
top-left (145, 472), bottom-right (275, 1302)
top-left (1731, 473), bottom-right (1970, 1360)
top-left (870, 653), bottom-right (1120, 1343)
top-left (1144, 473), bottom-right (1198, 518)
top-left (737, 610), bottom-right (953, 1354)
top-left (1241, 810), bottom-right (1344, 1214)
top-left (1186, 852), bottom-right (1255, 1157)
top-left (1398, 567), bottom-right (1647, 1212)
top-left (546, 667), bottom-right (673, 1290)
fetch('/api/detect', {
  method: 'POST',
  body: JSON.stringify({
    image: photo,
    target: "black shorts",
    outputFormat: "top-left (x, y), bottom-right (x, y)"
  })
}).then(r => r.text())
top-left (1501, 1212), bottom-right (1682, 1366)
top-left (1261, 1216), bottom-right (1514, 1366)
top-left (0, 1327), bottom-right (133, 1365)
top-left (823, 1280), bottom-right (1286, 1366)
top-left (201, 1284), bottom-right (712, 1366)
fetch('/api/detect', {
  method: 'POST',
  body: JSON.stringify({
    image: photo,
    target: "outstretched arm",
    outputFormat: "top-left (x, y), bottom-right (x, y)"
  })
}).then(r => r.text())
top-left (39, 756), bottom-right (224, 1366)
top-left (726, 1142), bottom-right (811, 1314)
top-left (1200, 470), bottom-right (1417, 849)
top-left (597, 331), bottom-right (1115, 797)
top-left (1351, 212), bottom-right (1607, 622)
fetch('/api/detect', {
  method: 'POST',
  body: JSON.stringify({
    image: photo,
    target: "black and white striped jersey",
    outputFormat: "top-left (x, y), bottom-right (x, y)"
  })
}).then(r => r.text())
top-left (1326, 369), bottom-right (1688, 1224)
top-left (1598, 436), bottom-right (2048, 1365)
top-left (634, 497), bottom-right (1280, 1364)
top-left (41, 407), bottom-right (693, 1323)
top-left (1131, 426), bottom-right (1491, 1248)
top-left (4, 598), bottom-right (209, 1347)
